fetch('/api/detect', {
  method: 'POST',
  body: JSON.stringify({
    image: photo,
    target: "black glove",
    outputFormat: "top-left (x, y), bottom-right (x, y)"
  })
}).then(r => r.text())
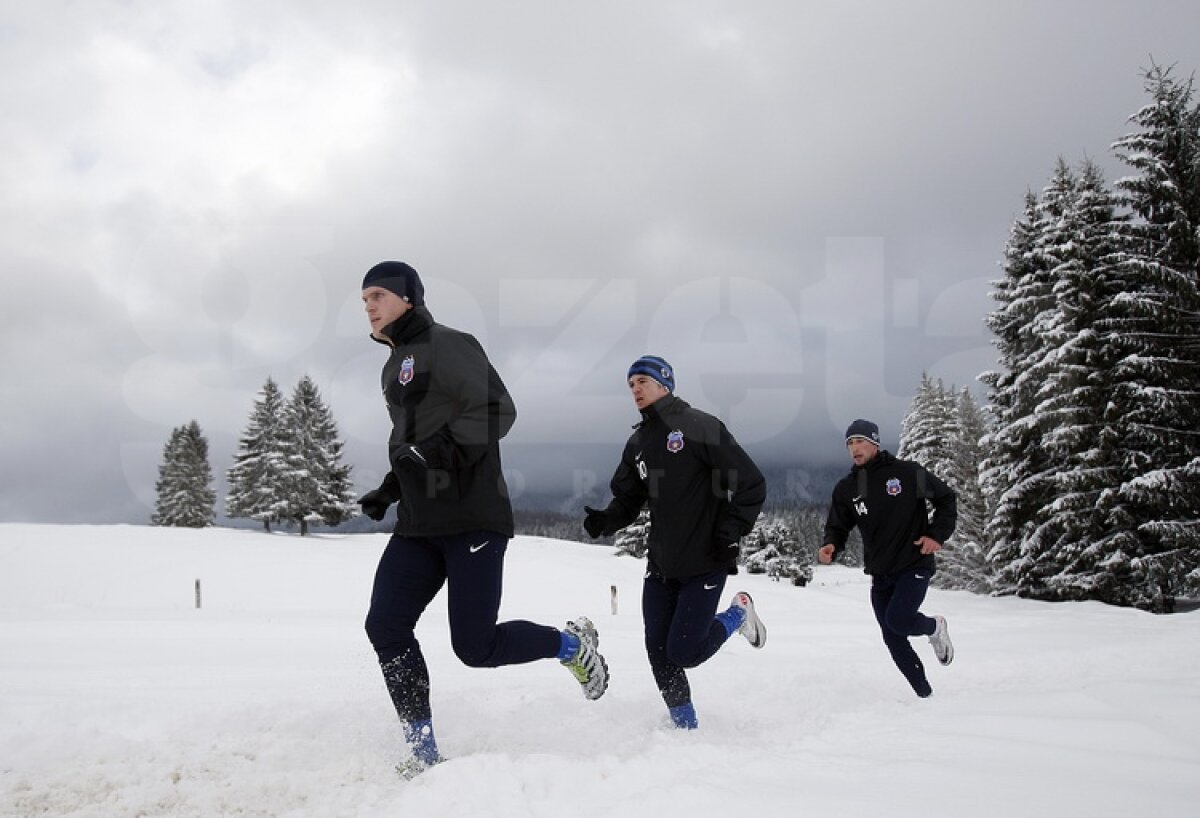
top-left (360, 472), bottom-right (402, 521)
top-left (359, 489), bottom-right (393, 521)
top-left (583, 506), bottom-right (610, 539)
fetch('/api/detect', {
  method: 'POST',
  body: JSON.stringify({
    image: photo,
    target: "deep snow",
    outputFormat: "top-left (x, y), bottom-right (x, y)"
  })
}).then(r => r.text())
top-left (1, 524), bottom-right (1197, 817)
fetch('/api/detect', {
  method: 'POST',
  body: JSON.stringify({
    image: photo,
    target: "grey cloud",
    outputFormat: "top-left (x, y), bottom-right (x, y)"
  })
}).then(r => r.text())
top-left (2, 1), bottom-right (1197, 521)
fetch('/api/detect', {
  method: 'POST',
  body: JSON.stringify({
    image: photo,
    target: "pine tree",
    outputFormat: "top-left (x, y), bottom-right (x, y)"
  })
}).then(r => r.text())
top-left (613, 508), bottom-right (651, 559)
top-left (1101, 64), bottom-right (1200, 610)
top-left (764, 519), bottom-right (813, 586)
top-left (983, 65), bottom-right (1200, 611)
top-left (979, 190), bottom-right (1055, 592)
top-left (226, 378), bottom-right (290, 531)
top-left (787, 506), bottom-right (839, 568)
top-left (898, 372), bottom-right (955, 471)
top-left (1021, 160), bottom-right (1128, 604)
top-left (1009, 160), bottom-right (1091, 595)
top-left (900, 377), bottom-right (991, 592)
top-left (982, 163), bottom-right (1090, 595)
top-left (740, 517), bottom-right (813, 585)
top-left (279, 375), bottom-right (357, 535)
top-left (152, 420), bottom-right (215, 528)
top-left (940, 388), bottom-right (993, 593)
top-left (739, 523), bottom-right (769, 574)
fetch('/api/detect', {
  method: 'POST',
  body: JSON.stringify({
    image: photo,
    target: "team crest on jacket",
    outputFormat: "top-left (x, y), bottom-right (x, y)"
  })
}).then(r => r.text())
top-left (398, 355), bottom-right (415, 386)
top-left (886, 478), bottom-right (902, 496)
top-left (666, 429), bottom-right (685, 453)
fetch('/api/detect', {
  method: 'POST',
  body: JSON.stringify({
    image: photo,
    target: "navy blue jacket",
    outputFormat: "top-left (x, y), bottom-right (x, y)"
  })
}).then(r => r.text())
top-left (372, 307), bottom-right (516, 537)
top-left (823, 450), bottom-right (957, 577)
top-left (599, 394), bottom-right (766, 579)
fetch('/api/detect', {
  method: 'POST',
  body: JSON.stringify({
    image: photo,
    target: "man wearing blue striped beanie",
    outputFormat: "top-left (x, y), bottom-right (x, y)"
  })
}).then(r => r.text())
top-left (583, 354), bottom-right (767, 730)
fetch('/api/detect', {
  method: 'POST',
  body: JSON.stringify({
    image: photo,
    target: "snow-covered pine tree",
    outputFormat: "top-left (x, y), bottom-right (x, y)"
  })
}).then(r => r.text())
top-left (1019, 159), bottom-right (1128, 604)
top-left (739, 516), bottom-right (813, 586)
top-left (786, 506), bottom-right (837, 569)
top-left (739, 521), bottom-right (772, 575)
top-left (151, 420), bottom-right (215, 528)
top-left (982, 164), bottom-right (1081, 595)
top-left (1101, 64), bottom-right (1200, 610)
top-left (279, 375), bottom-right (357, 536)
top-left (898, 372), bottom-right (956, 472)
top-left (938, 388), bottom-right (994, 593)
top-left (226, 378), bottom-right (290, 531)
top-left (613, 508), bottom-right (650, 558)
top-left (766, 519), bottom-right (813, 586)
top-left (899, 377), bottom-right (991, 592)
top-left (979, 191), bottom-right (1045, 593)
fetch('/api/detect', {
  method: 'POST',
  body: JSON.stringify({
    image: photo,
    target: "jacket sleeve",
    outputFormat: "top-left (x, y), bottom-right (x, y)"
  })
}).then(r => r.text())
top-left (704, 420), bottom-right (767, 545)
top-left (921, 466), bottom-right (958, 544)
top-left (415, 332), bottom-right (517, 471)
top-left (823, 479), bottom-right (856, 556)
top-left (375, 469), bottom-right (403, 502)
top-left (599, 437), bottom-right (649, 534)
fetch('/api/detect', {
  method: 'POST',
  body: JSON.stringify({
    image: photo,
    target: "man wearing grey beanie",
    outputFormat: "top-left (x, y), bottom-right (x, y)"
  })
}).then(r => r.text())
top-left (819, 419), bottom-right (958, 698)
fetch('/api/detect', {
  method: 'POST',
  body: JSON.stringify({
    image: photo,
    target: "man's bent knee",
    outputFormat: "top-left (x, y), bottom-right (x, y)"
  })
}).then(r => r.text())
top-left (666, 645), bottom-right (707, 669)
top-left (452, 636), bottom-right (500, 668)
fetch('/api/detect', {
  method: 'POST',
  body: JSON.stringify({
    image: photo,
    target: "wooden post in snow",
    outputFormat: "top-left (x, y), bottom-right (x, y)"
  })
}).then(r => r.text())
top-left (610, 585), bottom-right (618, 615)
top-left (195, 579), bottom-right (202, 610)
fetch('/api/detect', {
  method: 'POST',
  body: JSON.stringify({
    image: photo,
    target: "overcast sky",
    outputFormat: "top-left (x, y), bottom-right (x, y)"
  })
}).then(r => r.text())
top-left (2, 1), bottom-right (1197, 523)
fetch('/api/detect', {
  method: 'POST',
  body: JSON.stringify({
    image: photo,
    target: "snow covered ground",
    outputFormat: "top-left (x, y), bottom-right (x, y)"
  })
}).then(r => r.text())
top-left (1, 523), bottom-right (1197, 818)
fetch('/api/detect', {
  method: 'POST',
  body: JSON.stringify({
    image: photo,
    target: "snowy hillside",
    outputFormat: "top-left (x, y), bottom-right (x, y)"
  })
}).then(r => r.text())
top-left (1, 524), bottom-right (1197, 817)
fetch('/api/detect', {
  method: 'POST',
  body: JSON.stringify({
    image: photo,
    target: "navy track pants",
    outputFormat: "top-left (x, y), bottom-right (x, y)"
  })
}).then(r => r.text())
top-left (365, 530), bottom-right (561, 722)
top-left (642, 570), bottom-right (732, 709)
top-left (870, 567), bottom-right (938, 697)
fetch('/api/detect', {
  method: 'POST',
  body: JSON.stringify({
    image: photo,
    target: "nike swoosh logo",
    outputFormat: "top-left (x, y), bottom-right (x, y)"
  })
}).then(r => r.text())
top-left (704, 583), bottom-right (718, 590)
top-left (469, 541), bottom-right (489, 553)
top-left (915, 574), bottom-right (927, 580)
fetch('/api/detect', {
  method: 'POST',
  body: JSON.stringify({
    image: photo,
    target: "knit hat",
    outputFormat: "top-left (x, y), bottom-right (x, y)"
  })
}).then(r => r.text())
top-left (627, 355), bottom-right (675, 393)
top-left (845, 419), bottom-right (881, 447)
top-left (362, 261), bottom-right (425, 306)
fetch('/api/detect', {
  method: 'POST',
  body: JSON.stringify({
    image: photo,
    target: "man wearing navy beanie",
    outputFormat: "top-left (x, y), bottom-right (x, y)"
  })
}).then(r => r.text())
top-left (358, 260), bottom-right (608, 777)
top-left (583, 355), bottom-right (767, 730)
top-left (362, 260), bottom-right (425, 307)
top-left (819, 418), bottom-right (958, 698)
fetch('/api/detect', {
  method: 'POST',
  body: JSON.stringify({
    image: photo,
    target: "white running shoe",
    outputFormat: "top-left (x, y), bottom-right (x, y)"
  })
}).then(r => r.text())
top-left (395, 755), bottom-right (439, 781)
top-left (731, 591), bottom-right (766, 649)
top-left (929, 615), bottom-right (954, 666)
top-left (561, 616), bottom-right (609, 700)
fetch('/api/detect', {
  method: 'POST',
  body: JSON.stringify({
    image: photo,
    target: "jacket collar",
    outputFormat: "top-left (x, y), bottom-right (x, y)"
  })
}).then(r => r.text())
top-left (852, 449), bottom-right (895, 474)
top-left (371, 306), bottom-right (435, 347)
top-left (636, 393), bottom-right (688, 427)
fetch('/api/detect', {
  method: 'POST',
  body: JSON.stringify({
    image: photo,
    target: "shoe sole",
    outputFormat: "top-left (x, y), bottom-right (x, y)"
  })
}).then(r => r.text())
top-left (568, 617), bottom-right (609, 700)
top-left (933, 617), bottom-right (953, 666)
top-left (585, 654), bottom-right (609, 700)
top-left (736, 592), bottom-right (766, 649)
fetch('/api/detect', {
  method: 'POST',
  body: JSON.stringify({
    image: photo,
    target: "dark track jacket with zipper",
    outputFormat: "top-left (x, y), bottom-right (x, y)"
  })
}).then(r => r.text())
top-left (597, 394), bottom-right (766, 579)
top-left (823, 450), bottom-right (957, 578)
top-left (370, 306), bottom-right (516, 538)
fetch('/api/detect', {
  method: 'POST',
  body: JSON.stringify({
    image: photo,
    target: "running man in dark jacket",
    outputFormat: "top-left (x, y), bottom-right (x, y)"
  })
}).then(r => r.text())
top-left (818, 419), bottom-right (957, 698)
top-left (583, 356), bottom-right (767, 729)
top-left (357, 261), bottom-right (608, 775)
